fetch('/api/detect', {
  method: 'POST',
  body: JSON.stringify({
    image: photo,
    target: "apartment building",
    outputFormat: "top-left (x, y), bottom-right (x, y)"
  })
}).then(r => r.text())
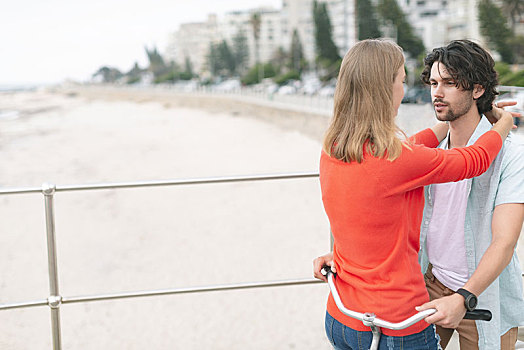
top-left (281, 0), bottom-right (357, 62)
top-left (164, 14), bottom-right (219, 74)
top-left (166, 7), bottom-right (283, 75)
top-left (221, 8), bottom-right (284, 67)
top-left (398, 0), bottom-right (450, 50)
top-left (327, 0), bottom-right (358, 56)
top-left (445, 0), bottom-right (484, 44)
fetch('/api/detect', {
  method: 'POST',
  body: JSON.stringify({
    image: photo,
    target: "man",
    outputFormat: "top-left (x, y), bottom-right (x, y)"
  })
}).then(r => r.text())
top-left (415, 40), bottom-right (524, 349)
top-left (314, 40), bottom-right (524, 349)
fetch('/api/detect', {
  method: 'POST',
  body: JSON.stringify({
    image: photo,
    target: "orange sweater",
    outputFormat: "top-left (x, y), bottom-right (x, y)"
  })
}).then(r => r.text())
top-left (320, 128), bottom-right (502, 336)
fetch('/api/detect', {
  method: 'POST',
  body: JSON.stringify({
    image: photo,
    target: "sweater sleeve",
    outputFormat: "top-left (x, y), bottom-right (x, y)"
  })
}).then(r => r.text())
top-left (408, 128), bottom-right (440, 147)
top-left (383, 130), bottom-right (502, 195)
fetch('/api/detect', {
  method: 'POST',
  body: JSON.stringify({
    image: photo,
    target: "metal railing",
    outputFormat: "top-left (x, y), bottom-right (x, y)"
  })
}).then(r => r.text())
top-left (0, 172), bottom-right (322, 350)
top-left (499, 85), bottom-right (524, 93)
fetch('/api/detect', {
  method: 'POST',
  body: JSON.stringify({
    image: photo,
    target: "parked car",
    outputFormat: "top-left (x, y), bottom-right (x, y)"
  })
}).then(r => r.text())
top-left (402, 86), bottom-right (431, 104)
top-left (318, 85), bottom-right (336, 97)
top-left (301, 77), bottom-right (322, 95)
top-left (214, 79), bottom-right (241, 93)
top-left (277, 85), bottom-right (296, 95)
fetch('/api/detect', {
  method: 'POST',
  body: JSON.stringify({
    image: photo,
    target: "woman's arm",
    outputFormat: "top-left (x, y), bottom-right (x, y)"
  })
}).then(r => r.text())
top-left (489, 108), bottom-right (515, 140)
top-left (408, 127), bottom-right (442, 147)
top-left (485, 101), bottom-right (521, 129)
top-left (385, 111), bottom-right (513, 195)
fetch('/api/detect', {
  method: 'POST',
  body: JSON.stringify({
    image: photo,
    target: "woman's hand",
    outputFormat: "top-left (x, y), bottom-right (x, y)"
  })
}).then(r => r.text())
top-left (485, 101), bottom-right (521, 129)
top-left (313, 252), bottom-right (335, 282)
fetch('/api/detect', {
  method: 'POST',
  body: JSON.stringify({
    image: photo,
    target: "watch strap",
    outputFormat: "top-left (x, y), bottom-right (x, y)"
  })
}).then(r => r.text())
top-left (456, 288), bottom-right (477, 311)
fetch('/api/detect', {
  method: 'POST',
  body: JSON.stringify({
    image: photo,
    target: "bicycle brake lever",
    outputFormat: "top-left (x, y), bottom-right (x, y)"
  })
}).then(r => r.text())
top-left (321, 265), bottom-right (335, 277)
top-left (320, 265), bottom-right (333, 277)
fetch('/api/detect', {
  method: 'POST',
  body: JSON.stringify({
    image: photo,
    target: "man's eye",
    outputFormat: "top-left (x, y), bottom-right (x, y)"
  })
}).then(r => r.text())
top-left (430, 82), bottom-right (437, 86)
top-left (447, 81), bottom-right (455, 85)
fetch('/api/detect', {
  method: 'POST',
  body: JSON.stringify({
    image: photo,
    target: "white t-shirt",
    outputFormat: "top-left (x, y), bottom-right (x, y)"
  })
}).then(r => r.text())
top-left (426, 179), bottom-right (469, 291)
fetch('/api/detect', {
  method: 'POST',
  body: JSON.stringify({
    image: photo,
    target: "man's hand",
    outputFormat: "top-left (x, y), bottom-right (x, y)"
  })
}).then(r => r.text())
top-left (313, 252), bottom-right (335, 282)
top-left (416, 294), bottom-right (466, 329)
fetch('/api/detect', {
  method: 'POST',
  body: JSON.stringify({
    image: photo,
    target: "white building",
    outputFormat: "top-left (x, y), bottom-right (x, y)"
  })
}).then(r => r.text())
top-left (166, 7), bottom-right (283, 75)
top-left (445, 0), bottom-right (484, 44)
top-left (327, 0), bottom-right (358, 56)
top-left (397, 0), bottom-right (450, 51)
top-left (221, 8), bottom-right (284, 68)
top-left (397, 0), bottom-right (510, 53)
top-left (258, 9), bottom-right (285, 64)
top-left (165, 14), bottom-right (219, 74)
top-left (281, 0), bottom-right (315, 63)
top-left (281, 0), bottom-right (357, 63)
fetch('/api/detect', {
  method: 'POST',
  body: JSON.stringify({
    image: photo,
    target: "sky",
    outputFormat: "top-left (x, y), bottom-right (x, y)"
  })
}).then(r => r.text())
top-left (0, 0), bottom-right (281, 86)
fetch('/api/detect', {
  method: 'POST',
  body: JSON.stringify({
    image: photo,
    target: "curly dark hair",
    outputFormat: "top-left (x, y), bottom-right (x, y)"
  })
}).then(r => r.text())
top-left (420, 40), bottom-right (498, 115)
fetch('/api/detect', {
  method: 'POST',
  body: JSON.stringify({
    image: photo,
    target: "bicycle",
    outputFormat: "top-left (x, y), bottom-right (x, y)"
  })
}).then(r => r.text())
top-left (322, 267), bottom-right (492, 350)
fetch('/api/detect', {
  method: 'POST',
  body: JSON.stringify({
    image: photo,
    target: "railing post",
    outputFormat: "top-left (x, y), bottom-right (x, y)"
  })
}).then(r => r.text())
top-left (42, 183), bottom-right (62, 350)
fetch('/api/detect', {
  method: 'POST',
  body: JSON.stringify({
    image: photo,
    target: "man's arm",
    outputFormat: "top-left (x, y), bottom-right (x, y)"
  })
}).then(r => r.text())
top-left (418, 203), bottom-right (524, 328)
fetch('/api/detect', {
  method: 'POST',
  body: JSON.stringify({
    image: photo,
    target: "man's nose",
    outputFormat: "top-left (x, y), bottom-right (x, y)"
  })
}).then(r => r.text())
top-left (432, 84), bottom-right (444, 98)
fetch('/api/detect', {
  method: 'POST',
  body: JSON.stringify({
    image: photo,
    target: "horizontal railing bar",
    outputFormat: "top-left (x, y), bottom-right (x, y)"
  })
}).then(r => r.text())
top-left (499, 85), bottom-right (524, 92)
top-left (0, 299), bottom-right (48, 311)
top-left (2, 273), bottom-right (524, 311)
top-left (62, 278), bottom-right (323, 304)
top-left (0, 172), bottom-right (319, 195)
top-left (0, 186), bottom-right (42, 195)
top-left (0, 278), bottom-right (323, 311)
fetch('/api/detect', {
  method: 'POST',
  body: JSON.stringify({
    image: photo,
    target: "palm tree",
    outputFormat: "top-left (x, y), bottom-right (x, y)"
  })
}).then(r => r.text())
top-left (250, 12), bottom-right (263, 82)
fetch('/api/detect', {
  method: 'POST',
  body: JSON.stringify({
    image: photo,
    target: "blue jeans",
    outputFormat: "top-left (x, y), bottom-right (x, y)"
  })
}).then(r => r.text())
top-left (325, 312), bottom-right (441, 350)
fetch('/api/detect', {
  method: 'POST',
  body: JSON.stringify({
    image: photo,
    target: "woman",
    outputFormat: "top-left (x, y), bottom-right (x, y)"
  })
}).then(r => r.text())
top-left (313, 39), bottom-right (514, 349)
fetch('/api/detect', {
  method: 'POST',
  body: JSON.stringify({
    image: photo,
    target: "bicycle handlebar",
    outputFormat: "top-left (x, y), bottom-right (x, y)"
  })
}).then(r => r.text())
top-left (322, 266), bottom-right (491, 331)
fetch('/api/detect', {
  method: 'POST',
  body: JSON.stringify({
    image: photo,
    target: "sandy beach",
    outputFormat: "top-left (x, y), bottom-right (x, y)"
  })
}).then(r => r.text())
top-left (0, 87), bottom-right (522, 349)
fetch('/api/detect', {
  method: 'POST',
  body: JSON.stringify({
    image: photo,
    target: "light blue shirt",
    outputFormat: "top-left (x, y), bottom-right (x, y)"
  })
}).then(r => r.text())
top-left (419, 117), bottom-right (524, 349)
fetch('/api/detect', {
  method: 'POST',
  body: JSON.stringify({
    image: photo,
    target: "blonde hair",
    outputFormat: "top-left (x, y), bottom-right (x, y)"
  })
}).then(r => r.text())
top-left (323, 39), bottom-right (406, 163)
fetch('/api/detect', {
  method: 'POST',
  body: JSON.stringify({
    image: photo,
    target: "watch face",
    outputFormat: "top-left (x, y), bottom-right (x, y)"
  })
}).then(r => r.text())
top-left (466, 295), bottom-right (478, 310)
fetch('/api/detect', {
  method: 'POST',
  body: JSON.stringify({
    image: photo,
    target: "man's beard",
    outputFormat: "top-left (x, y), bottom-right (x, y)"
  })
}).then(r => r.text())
top-left (433, 93), bottom-right (474, 122)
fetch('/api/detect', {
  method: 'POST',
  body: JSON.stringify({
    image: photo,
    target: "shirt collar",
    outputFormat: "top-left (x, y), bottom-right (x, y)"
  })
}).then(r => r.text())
top-left (438, 116), bottom-right (490, 149)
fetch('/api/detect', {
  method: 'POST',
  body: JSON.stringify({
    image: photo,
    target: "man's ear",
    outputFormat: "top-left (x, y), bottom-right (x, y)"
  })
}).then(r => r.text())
top-left (473, 84), bottom-right (485, 100)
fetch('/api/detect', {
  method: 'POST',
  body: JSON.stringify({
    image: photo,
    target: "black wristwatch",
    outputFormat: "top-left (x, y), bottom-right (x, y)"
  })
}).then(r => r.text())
top-left (456, 288), bottom-right (478, 311)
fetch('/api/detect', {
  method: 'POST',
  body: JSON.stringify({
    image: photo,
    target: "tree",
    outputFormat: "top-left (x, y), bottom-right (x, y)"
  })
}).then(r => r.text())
top-left (179, 57), bottom-right (194, 80)
top-left (270, 46), bottom-right (289, 71)
top-left (207, 43), bottom-right (219, 76)
top-left (92, 66), bottom-right (123, 83)
top-left (500, 0), bottom-right (524, 32)
top-left (207, 41), bottom-right (236, 77)
top-left (274, 70), bottom-right (301, 85)
top-left (125, 62), bottom-right (144, 84)
top-left (290, 29), bottom-right (306, 73)
top-left (241, 63), bottom-right (277, 85)
top-left (508, 35), bottom-right (524, 64)
top-left (218, 40), bottom-right (236, 76)
top-left (233, 29), bottom-right (249, 74)
top-left (313, 1), bottom-right (341, 64)
top-left (250, 12), bottom-right (263, 81)
top-left (376, 0), bottom-right (425, 58)
top-left (145, 46), bottom-right (174, 82)
top-left (145, 46), bottom-right (166, 75)
top-left (357, 0), bottom-right (382, 40)
top-left (478, 0), bottom-right (515, 63)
